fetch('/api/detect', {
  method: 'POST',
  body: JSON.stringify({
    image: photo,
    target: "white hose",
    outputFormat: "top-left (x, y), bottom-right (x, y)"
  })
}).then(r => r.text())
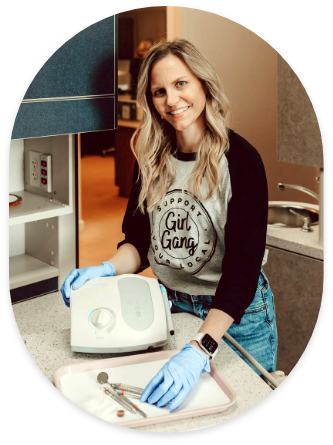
top-left (223, 332), bottom-right (280, 389)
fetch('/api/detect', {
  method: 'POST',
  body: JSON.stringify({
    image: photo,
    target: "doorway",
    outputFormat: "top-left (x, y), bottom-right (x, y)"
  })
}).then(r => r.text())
top-left (78, 130), bottom-right (155, 279)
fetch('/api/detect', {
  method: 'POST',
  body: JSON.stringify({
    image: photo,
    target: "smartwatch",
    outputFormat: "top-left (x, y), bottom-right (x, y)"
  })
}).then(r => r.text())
top-left (191, 333), bottom-right (218, 359)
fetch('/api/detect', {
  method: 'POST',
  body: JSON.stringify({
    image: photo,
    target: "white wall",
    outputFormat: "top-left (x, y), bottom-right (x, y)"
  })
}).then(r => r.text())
top-left (179, 8), bottom-right (320, 203)
top-left (9, 139), bottom-right (25, 257)
top-left (9, 139), bottom-right (24, 192)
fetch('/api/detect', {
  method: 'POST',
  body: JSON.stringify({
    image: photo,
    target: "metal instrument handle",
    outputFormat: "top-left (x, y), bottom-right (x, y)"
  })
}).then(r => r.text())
top-left (104, 387), bottom-right (136, 413)
top-left (115, 389), bottom-right (141, 399)
top-left (111, 383), bottom-right (143, 395)
top-left (133, 405), bottom-right (147, 418)
top-left (109, 387), bottom-right (147, 418)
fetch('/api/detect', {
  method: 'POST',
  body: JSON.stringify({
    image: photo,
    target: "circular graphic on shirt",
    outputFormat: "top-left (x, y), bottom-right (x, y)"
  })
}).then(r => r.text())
top-left (150, 190), bottom-right (217, 275)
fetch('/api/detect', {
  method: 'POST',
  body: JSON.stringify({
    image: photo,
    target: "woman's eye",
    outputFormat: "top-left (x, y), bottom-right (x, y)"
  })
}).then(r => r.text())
top-left (153, 82), bottom-right (185, 96)
top-left (154, 89), bottom-right (165, 97)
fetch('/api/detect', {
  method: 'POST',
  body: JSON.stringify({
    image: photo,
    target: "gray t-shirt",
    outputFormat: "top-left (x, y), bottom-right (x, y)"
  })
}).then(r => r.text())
top-left (148, 153), bottom-right (232, 296)
top-left (118, 129), bottom-right (268, 324)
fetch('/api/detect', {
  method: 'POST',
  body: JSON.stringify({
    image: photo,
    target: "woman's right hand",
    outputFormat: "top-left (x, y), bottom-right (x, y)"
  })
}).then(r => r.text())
top-left (61, 262), bottom-right (116, 307)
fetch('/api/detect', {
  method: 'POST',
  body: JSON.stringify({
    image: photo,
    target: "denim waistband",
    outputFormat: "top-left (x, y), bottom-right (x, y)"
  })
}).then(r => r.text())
top-left (162, 268), bottom-right (267, 302)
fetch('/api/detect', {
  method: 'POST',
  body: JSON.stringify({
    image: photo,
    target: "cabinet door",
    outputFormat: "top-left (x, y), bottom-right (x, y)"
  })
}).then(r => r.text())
top-left (263, 246), bottom-right (323, 375)
top-left (12, 15), bottom-right (118, 139)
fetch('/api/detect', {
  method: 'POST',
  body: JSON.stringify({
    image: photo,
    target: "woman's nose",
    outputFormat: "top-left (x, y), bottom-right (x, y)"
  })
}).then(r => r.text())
top-left (166, 90), bottom-right (179, 107)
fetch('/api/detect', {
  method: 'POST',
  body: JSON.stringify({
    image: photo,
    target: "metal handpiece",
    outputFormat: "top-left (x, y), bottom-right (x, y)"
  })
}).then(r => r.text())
top-left (97, 372), bottom-right (136, 413)
top-left (132, 405), bottom-right (147, 418)
top-left (97, 373), bottom-right (143, 395)
top-left (114, 388), bottom-right (141, 399)
top-left (109, 387), bottom-right (147, 418)
top-left (104, 387), bottom-right (137, 413)
top-left (112, 389), bottom-right (147, 418)
top-left (97, 372), bottom-right (146, 417)
top-left (111, 383), bottom-right (144, 395)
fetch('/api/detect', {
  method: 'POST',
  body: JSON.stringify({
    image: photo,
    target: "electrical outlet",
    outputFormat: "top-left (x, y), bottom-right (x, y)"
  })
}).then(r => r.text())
top-left (40, 154), bottom-right (52, 193)
top-left (29, 151), bottom-right (41, 188)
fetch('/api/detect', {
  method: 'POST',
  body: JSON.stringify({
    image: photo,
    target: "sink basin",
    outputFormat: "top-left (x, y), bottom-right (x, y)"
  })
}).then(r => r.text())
top-left (268, 203), bottom-right (319, 228)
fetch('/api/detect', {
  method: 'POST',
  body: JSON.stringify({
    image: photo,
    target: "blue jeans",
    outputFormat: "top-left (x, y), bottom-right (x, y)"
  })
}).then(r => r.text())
top-left (164, 268), bottom-right (278, 375)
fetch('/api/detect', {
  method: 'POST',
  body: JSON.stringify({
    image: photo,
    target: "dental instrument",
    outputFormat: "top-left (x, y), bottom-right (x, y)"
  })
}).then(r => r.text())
top-left (97, 372), bottom-right (147, 417)
top-left (114, 389), bottom-right (141, 399)
top-left (111, 382), bottom-right (144, 395)
top-left (103, 386), bottom-right (137, 413)
top-left (97, 372), bottom-right (143, 395)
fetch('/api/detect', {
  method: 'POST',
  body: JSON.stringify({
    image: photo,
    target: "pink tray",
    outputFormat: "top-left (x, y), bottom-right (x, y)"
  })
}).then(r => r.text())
top-left (53, 350), bottom-right (237, 428)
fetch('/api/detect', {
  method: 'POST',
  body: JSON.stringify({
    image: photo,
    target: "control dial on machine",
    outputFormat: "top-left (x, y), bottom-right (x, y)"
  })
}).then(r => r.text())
top-left (89, 308), bottom-right (114, 330)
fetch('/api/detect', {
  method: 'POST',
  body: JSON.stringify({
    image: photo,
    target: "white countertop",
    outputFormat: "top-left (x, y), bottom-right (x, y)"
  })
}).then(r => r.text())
top-left (12, 291), bottom-right (273, 432)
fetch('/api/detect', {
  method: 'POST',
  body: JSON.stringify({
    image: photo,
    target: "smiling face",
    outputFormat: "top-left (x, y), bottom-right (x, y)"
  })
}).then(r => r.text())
top-left (150, 54), bottom-right (207, 135)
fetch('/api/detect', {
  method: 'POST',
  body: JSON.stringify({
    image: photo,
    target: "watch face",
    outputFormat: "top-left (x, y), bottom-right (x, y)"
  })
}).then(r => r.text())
top-left (202, 334), bottom-right (218, 354)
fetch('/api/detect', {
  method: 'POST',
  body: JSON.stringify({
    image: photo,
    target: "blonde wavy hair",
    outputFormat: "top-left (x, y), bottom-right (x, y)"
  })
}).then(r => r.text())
top-left (131, 38), bottom-right (230, 213)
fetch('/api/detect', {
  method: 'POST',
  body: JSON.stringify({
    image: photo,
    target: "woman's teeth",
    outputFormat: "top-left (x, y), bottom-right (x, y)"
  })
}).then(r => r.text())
top-left (170, 106), bottom-right (189, 115)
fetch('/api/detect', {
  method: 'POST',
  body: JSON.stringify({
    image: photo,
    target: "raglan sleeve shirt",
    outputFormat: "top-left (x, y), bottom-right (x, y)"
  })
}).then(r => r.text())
top-left (210, 130), bottom-right (268, 324)
top-left (117, 130), bottom-right (269, 324)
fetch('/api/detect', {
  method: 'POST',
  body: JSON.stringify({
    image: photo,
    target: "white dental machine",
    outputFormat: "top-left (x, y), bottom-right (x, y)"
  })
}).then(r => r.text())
top-left (70, 274), bottom-right (173, 354)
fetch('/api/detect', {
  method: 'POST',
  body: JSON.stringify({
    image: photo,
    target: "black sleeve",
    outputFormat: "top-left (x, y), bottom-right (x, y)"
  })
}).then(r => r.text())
top-left (210, 131), bottom-right (268, 324)
top-left (117, 160), bottom-right (151, 272)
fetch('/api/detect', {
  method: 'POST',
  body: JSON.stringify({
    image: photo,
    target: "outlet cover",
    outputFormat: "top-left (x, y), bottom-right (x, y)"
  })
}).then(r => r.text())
top-left (29, 151), bottom-right (41, 188)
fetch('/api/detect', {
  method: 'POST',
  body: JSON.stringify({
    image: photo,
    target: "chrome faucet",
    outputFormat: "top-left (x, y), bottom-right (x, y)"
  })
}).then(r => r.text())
top-left (278, 183), bottom-right (319, 202)
top-left (278, 182), bottom-right (320, 232)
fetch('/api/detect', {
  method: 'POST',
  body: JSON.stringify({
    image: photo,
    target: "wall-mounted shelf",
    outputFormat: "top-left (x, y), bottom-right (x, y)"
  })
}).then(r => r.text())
top-left (9, 254), bottom-right (59, 290)
top-left (9, 134), bottom-right (76, 303)
top-left (9, 190), bottom-right (73, 226)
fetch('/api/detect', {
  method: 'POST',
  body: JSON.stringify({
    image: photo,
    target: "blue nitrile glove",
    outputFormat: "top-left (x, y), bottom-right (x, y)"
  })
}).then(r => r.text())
top-left (140, 344), bottom-right (210, 411)
top-left (61, 262), bottom-right (115, 308)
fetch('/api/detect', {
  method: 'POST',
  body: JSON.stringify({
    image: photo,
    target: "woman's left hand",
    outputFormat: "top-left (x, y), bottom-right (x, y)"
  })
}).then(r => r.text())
top-left (140, 344), bottom-right (210, 411)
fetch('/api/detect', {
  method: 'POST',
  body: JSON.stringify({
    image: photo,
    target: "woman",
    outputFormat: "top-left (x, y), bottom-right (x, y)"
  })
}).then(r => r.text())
top-left (61, 39), bottom-right (277, 412)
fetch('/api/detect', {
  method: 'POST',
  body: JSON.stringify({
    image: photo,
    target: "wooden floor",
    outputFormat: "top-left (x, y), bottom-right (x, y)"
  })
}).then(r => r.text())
top-left (79, 154), bottom-right (155, 279)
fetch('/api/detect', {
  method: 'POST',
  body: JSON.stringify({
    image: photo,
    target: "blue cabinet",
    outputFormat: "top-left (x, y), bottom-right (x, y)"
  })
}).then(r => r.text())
top-left (12, 15), bottom-right (118, 140)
